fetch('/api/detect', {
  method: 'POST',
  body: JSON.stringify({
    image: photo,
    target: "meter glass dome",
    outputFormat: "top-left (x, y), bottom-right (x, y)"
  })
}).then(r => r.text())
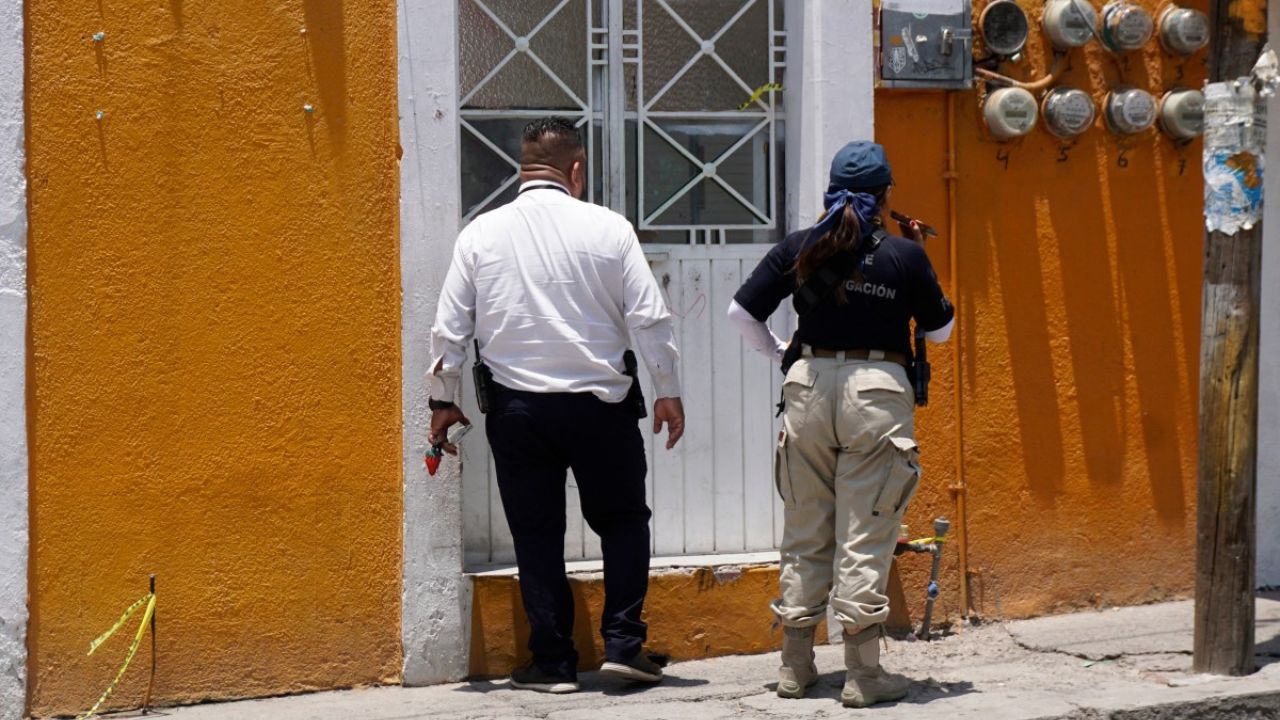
top-left (1159, 7), bottom-right (1209, 55)
top-left (1159, 89), bottom-right (1205, 139)
top-left (1042, 87), bottom-right (1096, 138)
top-left (1105, 87), bottom-right (1157, 134)
top-left (981, 0), bottom-right (1030, 56)
top-left (1101, 2), bottom-right (1154, 52)
top-left (1043, 0), bottom-right (1098, 49)
top-left (984, 87), bottom-right (1039, 139)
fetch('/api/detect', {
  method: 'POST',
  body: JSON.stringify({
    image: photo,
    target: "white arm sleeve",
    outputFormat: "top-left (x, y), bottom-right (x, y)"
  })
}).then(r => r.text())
top-left (924, 317), bottom-right (954, 344)
top-left (727, 299), bottom-right (787, 362)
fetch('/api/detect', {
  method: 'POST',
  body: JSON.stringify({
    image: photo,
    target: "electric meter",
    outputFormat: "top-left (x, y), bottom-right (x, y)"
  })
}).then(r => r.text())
top-left (1104, 86), bottom-right (1157, 134)
top-left (980, 0), bottom-right (1030, 56)
top-left (1042, 87), bottom-right (1097, 138)
top-left (1159, 88), bottom-right (1205, 139)
top-left (1042, 0), bottom-right (1098, 49)
top-left (1158, 6), bottom-right (1210, 55)
top-left (1100, 2), bottom-right (1154, 52)
top-left (984, 87), bottom-right (1039, 139)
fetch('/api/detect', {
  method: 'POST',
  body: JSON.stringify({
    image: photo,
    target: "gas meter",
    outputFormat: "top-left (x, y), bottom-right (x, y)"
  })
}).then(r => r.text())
top-left (1042, 87), bottom-right (1097, 138)
top-left (1104, 86), bottom-right (1157, 134)
top-left (1042, 0), bottom-right (1098, 49)
top-left (1158, 6), bottom-right (1210, 55)
top-left (1159, 88), bottom-right (1205, 139)
top-left (980, 0), bottom-right (1030, 56)
top-left (984, 87), bottom-right (1039, 139)
top-left (1100, 2), bottom-right (1154, 52)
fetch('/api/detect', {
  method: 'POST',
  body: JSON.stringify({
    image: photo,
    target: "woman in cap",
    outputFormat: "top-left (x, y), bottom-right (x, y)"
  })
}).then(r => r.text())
top-left (728, 141), bottom-right (954, 708)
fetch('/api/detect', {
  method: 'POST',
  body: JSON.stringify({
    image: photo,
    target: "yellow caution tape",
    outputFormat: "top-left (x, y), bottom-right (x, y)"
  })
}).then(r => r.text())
top-left (909, 536), bottom-right (947, 545)
top-left (87, 593), bottom-right (150, 656)
top-left (737, 82), bottom-right (783, 111)
top-left (78, 592), bottom-right (156, 720)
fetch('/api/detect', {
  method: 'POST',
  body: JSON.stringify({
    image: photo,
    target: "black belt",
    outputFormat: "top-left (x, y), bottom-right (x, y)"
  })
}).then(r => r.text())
top-left (808, 347), bottom-right (908, 367)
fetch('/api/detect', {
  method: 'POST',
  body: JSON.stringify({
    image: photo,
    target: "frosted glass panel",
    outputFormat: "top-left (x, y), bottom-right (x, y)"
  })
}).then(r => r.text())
top-left (457, 0), bottom-right (784, 237)
top-left (460, 0), bottom-right (587, 110)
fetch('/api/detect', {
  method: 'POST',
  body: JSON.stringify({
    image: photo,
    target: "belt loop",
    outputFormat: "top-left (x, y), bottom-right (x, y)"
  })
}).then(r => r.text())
top-left (835, 350), bottom-right (847, 362)
top-left (802, 344), bottom-right (814, 359)
top-left (868, 349), bottom-right (885, 361)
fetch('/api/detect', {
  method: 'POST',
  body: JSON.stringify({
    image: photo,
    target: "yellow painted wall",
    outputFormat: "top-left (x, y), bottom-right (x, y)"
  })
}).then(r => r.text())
top-left (26, 1), bottom-right (401, 715)
top-left (879, 0), bottom-right (1205, 619)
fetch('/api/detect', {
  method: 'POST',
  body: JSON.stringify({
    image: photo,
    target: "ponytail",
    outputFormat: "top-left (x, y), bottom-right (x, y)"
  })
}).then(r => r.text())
top-left (794, 204), bottom-right (864, 304)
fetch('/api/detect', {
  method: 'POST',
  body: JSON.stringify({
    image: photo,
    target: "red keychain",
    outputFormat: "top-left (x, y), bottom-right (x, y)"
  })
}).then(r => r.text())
top-left (425, 424), bottom-right (473, 476)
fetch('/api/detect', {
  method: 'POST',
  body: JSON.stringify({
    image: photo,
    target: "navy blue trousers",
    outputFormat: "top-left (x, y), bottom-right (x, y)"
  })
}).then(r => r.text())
top-left (485, 387), bottom-right (652, 677)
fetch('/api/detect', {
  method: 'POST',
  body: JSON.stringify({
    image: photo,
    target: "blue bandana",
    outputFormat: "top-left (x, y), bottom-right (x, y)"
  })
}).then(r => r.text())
top-left (802, 189), bottom-right (882, 250)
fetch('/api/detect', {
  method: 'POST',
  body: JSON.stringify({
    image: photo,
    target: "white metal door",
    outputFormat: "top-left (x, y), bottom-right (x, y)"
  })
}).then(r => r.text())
top-left (457, 0), bottom-right (791, 567)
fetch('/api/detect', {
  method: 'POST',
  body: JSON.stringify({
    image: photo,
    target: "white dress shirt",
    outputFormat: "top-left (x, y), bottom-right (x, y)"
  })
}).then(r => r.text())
top-left (430, 181), bottom-right (681, 404)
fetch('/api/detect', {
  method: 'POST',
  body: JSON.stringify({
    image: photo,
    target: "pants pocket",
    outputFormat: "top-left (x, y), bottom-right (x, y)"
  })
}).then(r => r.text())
top-left (871, 436), bottom-right (921, 517)
top-left (774, 432), bottom-right (794, 507)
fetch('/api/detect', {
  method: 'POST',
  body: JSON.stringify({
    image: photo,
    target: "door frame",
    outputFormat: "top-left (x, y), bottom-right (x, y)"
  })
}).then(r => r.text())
top-left (397, 0), bottom-right (874, 685)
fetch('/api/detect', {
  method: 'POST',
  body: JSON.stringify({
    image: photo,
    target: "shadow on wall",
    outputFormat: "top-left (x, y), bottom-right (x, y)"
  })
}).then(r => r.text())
top-left (1110, 144), bottom-right (1192, 525)
top-left (303, 0), bottom-right (348, 153)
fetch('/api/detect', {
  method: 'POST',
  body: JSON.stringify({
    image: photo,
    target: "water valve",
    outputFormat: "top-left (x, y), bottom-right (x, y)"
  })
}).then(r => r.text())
top-left (984, 87), bottom-right (1039, 140)
top-left (1105, 86), bottom-right (1157, 134)
top-left (1158, 6), bottom-right (1210, 55)
top-left (1042, 87), bottom-right (1097, 138)
top-left (1159, 88), bottom-right (1205, 139)
top-left (980, 0), bottom-right (1031, 56)
top-left (1100, 1), bottom-right (1154, 52)
top-left (1042, 0), bottom-right (1098, 49)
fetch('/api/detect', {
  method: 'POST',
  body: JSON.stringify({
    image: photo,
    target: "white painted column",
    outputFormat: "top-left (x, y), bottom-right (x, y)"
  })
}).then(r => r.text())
top-left (398, 0), bottom-right (471, 684)
top-left (0, 0), bottom-right (25, 716)
top-left (784, 0), bottom-right (876, 231)
top-left (1259, 2), bottom-right (1280, 589)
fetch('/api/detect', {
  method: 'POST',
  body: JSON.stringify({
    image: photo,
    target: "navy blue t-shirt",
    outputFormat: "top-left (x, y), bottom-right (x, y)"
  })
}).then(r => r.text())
top-left (734, 227), bottom-right (954, 357)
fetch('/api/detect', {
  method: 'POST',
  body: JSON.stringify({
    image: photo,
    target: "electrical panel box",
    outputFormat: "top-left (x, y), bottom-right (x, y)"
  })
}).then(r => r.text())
top-left (879, 0), bottom-right (973, 89)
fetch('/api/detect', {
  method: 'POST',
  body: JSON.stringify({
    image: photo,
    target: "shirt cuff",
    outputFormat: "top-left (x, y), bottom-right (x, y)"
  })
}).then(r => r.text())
top-left (429, 372), bottom-right (460, 402)
top-left (652, 370), bottom-right (681, 399)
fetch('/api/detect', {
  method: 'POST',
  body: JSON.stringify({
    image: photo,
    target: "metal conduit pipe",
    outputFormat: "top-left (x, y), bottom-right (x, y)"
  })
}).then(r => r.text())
top-left (944, 90), bottom-right (971, 620)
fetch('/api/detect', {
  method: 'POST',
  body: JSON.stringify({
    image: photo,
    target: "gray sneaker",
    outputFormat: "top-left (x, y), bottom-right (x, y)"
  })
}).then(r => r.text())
top-left (600, 652), bottom-right (664, 683)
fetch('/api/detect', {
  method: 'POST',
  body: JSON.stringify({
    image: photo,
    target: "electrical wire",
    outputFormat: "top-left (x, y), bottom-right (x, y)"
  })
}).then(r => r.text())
top-left (975, 52), bottom-right (1068, 92)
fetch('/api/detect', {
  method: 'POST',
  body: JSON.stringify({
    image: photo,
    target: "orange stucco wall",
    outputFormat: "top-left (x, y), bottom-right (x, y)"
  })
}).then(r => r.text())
top-left (26, 1), bottom-right (401, 715)
top-left (879, 0), bottom-right (1205, 619)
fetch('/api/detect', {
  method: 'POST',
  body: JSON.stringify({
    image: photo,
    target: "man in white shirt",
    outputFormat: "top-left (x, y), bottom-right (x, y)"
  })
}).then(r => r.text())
top-left (429, 117), bottom-right (685, 694)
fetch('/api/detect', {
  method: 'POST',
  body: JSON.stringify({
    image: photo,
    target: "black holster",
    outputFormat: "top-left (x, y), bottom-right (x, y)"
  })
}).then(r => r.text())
top-left (473, 340), bottom-right (497, 414)
top-left (779, 331), bottom-right (802, 375)
top-left (911, 328), bottom-right (929, 407)
top-left (623, 350), bottom-right (648, 419)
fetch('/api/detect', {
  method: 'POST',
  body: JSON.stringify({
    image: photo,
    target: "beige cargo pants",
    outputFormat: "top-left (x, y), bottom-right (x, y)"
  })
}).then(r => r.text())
top-left (770, 349), bottom-right (921, 630)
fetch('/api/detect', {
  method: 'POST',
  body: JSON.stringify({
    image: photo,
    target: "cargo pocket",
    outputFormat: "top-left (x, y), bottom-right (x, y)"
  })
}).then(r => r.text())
top-left (783, 358), bottom-right (819, 389)
top-left (871, 436), bottom-right (921, 517)
top-left (774, 431), bottom-right (795, 508)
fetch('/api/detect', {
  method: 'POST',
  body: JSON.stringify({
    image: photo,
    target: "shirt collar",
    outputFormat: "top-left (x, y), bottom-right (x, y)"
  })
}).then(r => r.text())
top-left (518, 180), bottom-right (572, 196)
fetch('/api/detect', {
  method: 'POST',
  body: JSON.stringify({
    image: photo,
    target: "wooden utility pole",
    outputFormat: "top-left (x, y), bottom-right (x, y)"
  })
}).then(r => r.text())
top-left (1194, 0), bottom-right (1267, 677)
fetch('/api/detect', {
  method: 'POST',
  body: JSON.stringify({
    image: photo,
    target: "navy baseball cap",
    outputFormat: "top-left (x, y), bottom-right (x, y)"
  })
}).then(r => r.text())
top-left (829, 141), bottom-right (893, 191)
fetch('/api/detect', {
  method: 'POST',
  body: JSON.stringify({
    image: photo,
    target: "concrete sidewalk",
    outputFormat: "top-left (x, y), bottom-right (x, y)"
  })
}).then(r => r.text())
top-left (120, 594), bottom-right (1280, 720)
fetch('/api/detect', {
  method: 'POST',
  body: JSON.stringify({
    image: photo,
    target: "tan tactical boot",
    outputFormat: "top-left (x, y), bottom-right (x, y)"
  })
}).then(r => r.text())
top-left (776, 625), bottom-right (819, 699)
top-left (841, 625), bottom-right (911, 708)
